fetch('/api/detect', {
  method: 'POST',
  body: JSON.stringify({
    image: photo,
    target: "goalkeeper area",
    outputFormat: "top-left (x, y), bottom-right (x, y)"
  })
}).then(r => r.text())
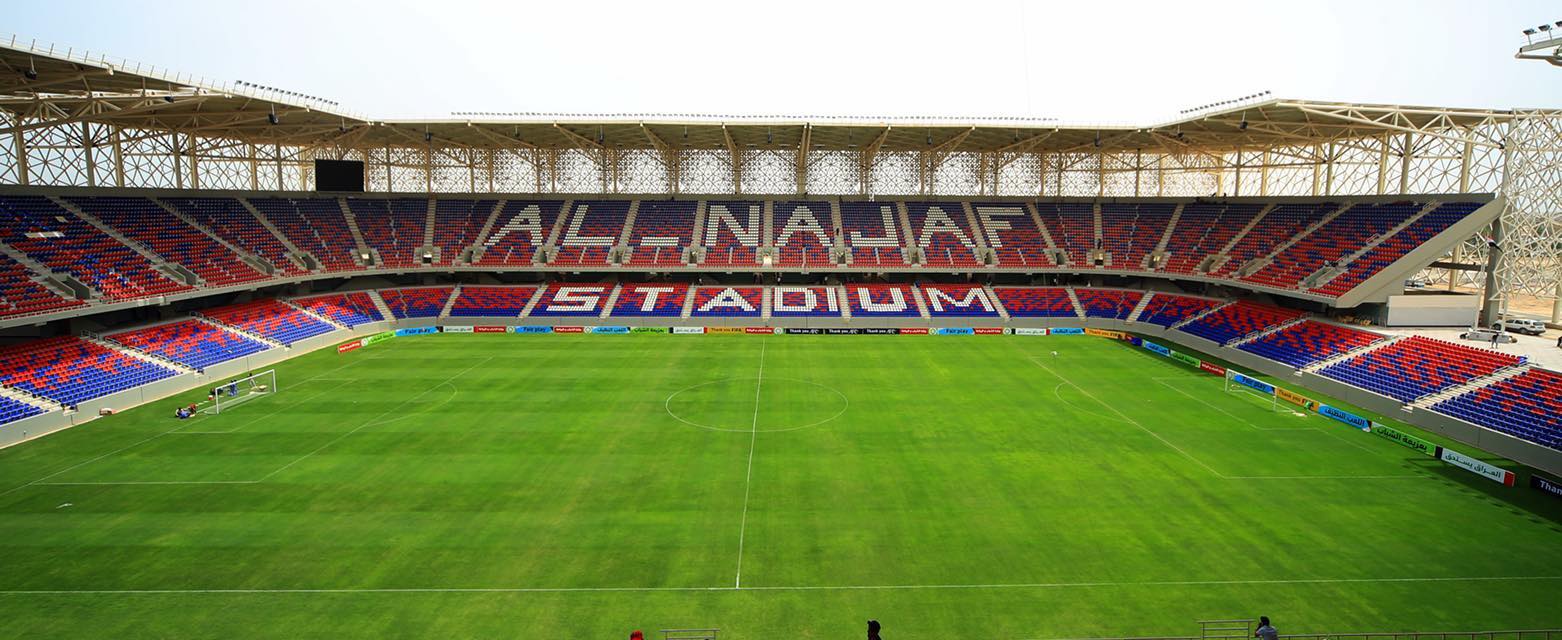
top-left (0, 334), bottom-right (1558, 639)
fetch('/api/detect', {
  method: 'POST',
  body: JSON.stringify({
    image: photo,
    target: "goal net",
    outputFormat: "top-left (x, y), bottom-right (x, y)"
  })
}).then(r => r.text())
top-left (204, 369), bottom-right (277, 414)
top-left (1223, 369), bottom-right (1282, 412)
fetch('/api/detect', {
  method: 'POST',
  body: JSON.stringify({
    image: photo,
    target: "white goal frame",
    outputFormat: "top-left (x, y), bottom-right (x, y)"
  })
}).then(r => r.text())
top-left (205, 369), bottom-right (277, 414)
top-left (1223, 369), bottom-right (1282, 413)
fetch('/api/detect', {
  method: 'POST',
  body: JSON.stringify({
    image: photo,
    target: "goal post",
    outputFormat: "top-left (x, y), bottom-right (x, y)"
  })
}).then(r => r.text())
top-left (205, 369), bottom-right (277, 414)
top-left (1223, 369), bottom-right (1281, 412)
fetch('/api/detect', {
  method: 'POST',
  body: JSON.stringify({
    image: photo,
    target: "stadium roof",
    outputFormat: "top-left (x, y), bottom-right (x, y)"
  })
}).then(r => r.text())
top-left (0, 35), bottom-right (1522, 154)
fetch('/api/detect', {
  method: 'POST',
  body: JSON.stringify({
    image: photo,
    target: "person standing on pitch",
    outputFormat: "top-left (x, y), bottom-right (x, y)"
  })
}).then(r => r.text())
top-left (1254, 616), bottom-right (1278, 640)
top-left (868, 620), bottom-right (882, 640)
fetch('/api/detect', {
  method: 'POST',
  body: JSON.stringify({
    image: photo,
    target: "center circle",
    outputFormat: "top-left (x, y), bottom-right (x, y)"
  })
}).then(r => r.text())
top-left (664, 377), bottom-right (849, 433)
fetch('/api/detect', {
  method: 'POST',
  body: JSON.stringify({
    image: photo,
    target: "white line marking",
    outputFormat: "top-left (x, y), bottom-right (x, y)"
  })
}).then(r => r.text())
top-left (0, 575), bottom-right (1554, 596)
top-left (1150, 377), bottom-right (1311, 431)
top-left (734, 338), bottom-right (766, 589)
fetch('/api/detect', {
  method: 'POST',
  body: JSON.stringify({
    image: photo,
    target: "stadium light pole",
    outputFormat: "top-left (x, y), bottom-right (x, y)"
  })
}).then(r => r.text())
top-left (1516, 22), bottom-right (1562, 66)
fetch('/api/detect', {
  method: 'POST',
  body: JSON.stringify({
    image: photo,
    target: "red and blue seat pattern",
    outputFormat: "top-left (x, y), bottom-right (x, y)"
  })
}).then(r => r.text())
top-left (1243, 202), bottom-right (1419, 290)
top-left (378, 287), bottom-right (454, 318)
top-left (611, 283), bottom-right (689, 316)
top-left (554, 201), bottom-right (627, 266)
top-left (448, 286), bottom-right (539, 317)
top-left (1434, 368), bottom-right (1562, 451)
top-left (1075, 289), bottom-right (1144, 319)
top-left (770, 201), bottom-right (834, 268)
top-left (1310, 202), bottom-right (1482, 297)
top-left (906, 203), bottom-right (981, 268)
top-left (1236, 320), bottom-right (1382, 368)
top-left (0, 396), bottom-right (43, 425)
top-left (0, 195), bottom-right (191, 300)
top-left (0, 336), bottom-right (176, 407)
top-left (625, 201), bottom-right (696, 267)
top-left (690, 286), bottom-right (763, 317)
top-left (1319, 336), bottom-right (1524, 403)
top-left (108, 320), bottom-right (270, 370)
top-left (474, 201), bottom-right (564, 266)
top-left (845, 284), bottom-right (920, 317)
top-left (1177, 301), bottom-right (1305, 345)
top-left (527, 283), bottom-right (612, 317)
top-left (71, 196), bottom-right (268, 287)
top-left (249, 197), bottom-right (360, 271)
top-left (920, 283), bottom-right (999, 317)
top-left (1035, 203), bottom-right (1096, 267)
top-left (769, 286), bottom-right (843, 317)
top-left (163, 197), bottom-right (307, 277)
top-left (201, 299), bottom-right (336, 345)
top-left (430, 199), bottom-right (497, 266)
top-left (974, 203), bottom-right (1053, 268)
top-left (291, 292), bottom-right (384, 326)
top-left (1099, 203), bottom-right (1174, 270)
top-left (350, 198), bottom-right (427, 268)
top-left (1135, 293), bottom-right (1221, 327)
top-left (1159, 202), bottom-right (1263, 275)
top-left (840, 202), bottom-right (905, 266)
top-left (0, 252), bottom-right (83, 319)
top-left (992, 287), bottom-right (1076, 318)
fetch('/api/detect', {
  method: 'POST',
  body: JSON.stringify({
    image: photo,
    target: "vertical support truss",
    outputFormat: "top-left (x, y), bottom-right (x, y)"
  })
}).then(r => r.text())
top-left (1492, 111), bottom-right (1562, 318)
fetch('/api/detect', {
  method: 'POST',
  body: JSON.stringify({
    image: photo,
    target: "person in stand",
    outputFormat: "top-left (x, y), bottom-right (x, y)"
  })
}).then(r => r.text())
top-left (1254, 616), bottom-right (1278, 640)
top-left (629, 631), bottom-right (644, 640)
top-left (1555, 333), bottom-right (1561, 349)
top-left (1491, 332), bottom-right (1501, 349)
top-left (228, 380), bottom-right (238, 396)
top-left (868, 620), bottom-right (882, 640)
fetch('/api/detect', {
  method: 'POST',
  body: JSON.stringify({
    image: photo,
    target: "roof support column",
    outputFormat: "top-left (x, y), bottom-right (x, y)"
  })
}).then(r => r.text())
top-left (1259, 150), bottom-right (1270, 197)
top-left (112, 125), bottom-right (125, 188)
top-left (1376, 133), bottom-right (1390, 195)
top-left (12, 116), bottom-right (28, 186)
top-left (1398, 132), bottom-right (1413, 194)
top-left (82, 121), bottom-right (96, 188)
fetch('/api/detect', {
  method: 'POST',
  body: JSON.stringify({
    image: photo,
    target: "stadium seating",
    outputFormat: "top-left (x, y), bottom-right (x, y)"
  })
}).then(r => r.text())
top-left (473, 200), bottom-right (565, 266)
top-left (291, 292), bottom-right (385, 326)
top-left (702, 201), bottom-right (765, 268)
top-left (1236, 320), bottom-right (1382, 368)
top-left (108, 320), bottom-right (270, 370)
top-left (920, 283), bottom-right (999, 317)
top-left (163, 197), bottom-right (308, 277)
top-left (769, 286), bottom-right (843, 317)
top-left (1136, 293), bottom-right (1222, 327)
top-left (770, 201), bottom-right (834, 268)
top-left (905, 203), bottom-right (982, 268)
top-left (447, 286), bottom-right (539, 317)
top-left (527, 283), bottom-right (613, 316)
top-left (0, 195), bottom-right (192, 300)
top-left (1035, 203), bottom-right (1096, 267)
top-left (1075, 289), bottom-right (1144, 319)
top-left (845, 283), bottom-right (920, 317)
top-left (430, 199), bottom-right (498, 266)
top-left (70, 196), bottom-right (269, 287)
top-left (0, 396), bottom-right (44, 425)
top-left (350, 198), bottom-right (427, 268)
top-left (1099, 203), bottom-right (1174, 270)
top-left (690, 286), bottom-right (763, 317)
top-left (1310, 201), bottom-right (1481, 297)
top-left (974, 203), bottom-right (1054, 268)
top-left (1209, 202), bottom-right (1336, 278)
top-left (0, 336), bottom-right (177, 407)
top-left (991, 287), bottom-right (1077, 318)
top-left (378, 287), bottom-right (455, 319)
top-left (1159, 202), bottom-right (1264, 275)
top-left (0, 252), bottom-right (84, 319)
top-left (1319, 336), bottom-right (1524, 402)
top-left (1433, 368), bottom-right (1562, 451)
top-left (249, 197), bottom-right (361, 271)
top-left (553, 201), bottom-right (627, 266)
top-left (610, 283), bottom-right (690, 316)
top-left (1243, 202), bottom-right (1419, 290)
top-left (1177, 301), bottom-right (1304, 345)
top-left (201, 299), bottom-right (337, 345)
top-left (840, 201), bottom-right (905, 266)
top-left (625, 200), bottom-right (696, 267)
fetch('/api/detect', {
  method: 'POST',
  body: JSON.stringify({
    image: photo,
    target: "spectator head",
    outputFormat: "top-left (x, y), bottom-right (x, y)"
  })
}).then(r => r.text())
top-left (1260, 616), bottom-right (1271, 627)
top-left (868, 620), bottom-right (881, 634)
top-left (630, 631), bottom-right (644, 640)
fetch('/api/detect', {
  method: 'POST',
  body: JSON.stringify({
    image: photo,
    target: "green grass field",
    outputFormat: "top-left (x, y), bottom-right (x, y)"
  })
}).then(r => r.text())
top-left (0, 333), bottom-right (1559, 639)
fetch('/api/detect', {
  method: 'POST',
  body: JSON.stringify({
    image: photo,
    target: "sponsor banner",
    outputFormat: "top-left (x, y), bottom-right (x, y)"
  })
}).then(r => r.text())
top-left (394, 326), bottom-right (438, 337)
top-left (826, 328), bottom-right (862, 335)
top-left (1141, 340), bottom-right (1171, 357)
top-left (1013, 327), bottom-right (1048, 336)
top-left (589, 326), bottom-right (630, 334)
top-left (744, 327), bottom-right (776, 335)
top-left (1231, 372), bottom-right (1277, 396)
top-left (1276, 387), bottom-right (1318, 411)
top-left (1438, 448), bottom-right (1516, 486)
top-left (441, 325), bottom-right (475, 333)
top-left (1050, 327), bottom-right (1085, 335)
top-left (787, 327), bottom-right (824, 335)
top-left (363, 331), bottom-right (395, 346)
top-left (336, 340), bottom-right (363, 353)
top-left (475, 326), bottom-right (508, 333)
top-left (899, 327), bottom-right (930, 335)
top-left (1366, 422), bottom-right (1437, 457)
top-left (511, 325), bottom-right (553, 334)
top-left (707, 327), bottom-right (744, 335)
top-left (1085, 328), bottom-right (1125, 339)
top-left (1128, 336), bottom-right (1143, 346)
top-left (1531, 474), bottom-right (1562, 500)
top-left (671, 326), bottom-right (706, 334)
top-left (630, 326), bottom-right (669, 334)
top-left (863, 328), bottom-right (899, 335)
top-left (934, 327), bottom-right (975, 335)
top-left (974, 327), bottom-right (1005, 335)
top-left (552, 326), bottom-right (585, 334)
top-left (1318, 404), bottom-right (1371, 431)
top-left (1198, 361), bottom-right (1227, 376)
top-left (1169, 351), bottom-right (1202, 368)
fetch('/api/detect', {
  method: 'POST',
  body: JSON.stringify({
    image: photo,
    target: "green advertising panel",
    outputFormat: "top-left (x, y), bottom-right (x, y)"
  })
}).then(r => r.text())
top-left (1170, 351), bottom-right (1202, 368)
top-left (1369, 423), bottom-right (1438, 457)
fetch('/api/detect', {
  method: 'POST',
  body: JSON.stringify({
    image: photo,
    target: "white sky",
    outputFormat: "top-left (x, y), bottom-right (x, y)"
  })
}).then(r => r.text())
top-left (14, 0), bottom-right (1562, 123)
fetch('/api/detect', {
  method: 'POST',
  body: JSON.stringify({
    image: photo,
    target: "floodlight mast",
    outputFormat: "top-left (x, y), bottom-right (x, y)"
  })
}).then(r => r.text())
top-left (1516, 21), bottom-right (1562, 67)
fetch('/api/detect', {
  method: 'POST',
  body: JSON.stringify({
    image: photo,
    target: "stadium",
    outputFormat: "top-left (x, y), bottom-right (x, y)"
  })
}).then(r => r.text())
top-left (0, 7), bottom-right (1561, 639)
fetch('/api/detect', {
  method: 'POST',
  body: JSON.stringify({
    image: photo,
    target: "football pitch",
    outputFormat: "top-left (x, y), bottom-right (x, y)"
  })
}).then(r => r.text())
top-left (0, 333), bottom-right (1559, 639)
